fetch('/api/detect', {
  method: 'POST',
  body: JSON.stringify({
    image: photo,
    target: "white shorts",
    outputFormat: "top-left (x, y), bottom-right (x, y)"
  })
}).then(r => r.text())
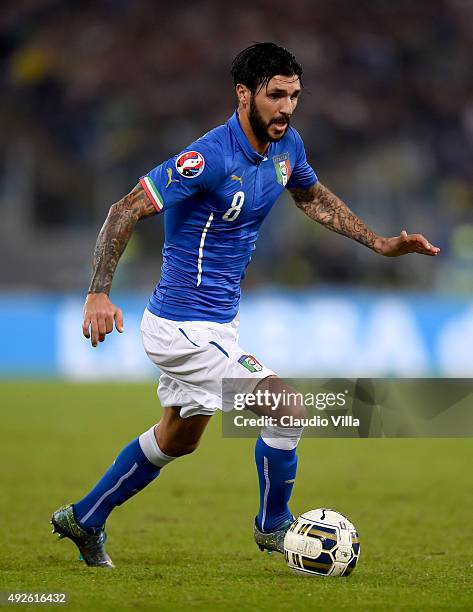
top-left (140, 308), bottom-right (275, 418)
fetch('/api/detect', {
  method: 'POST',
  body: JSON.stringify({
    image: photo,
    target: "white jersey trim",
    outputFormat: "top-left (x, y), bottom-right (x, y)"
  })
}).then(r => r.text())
top-left (197, 212), bottom-right (214, 287)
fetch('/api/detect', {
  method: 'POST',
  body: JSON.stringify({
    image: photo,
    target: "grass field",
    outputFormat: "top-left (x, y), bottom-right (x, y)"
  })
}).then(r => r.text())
top-left (1, 381), bottom-right (473, 611)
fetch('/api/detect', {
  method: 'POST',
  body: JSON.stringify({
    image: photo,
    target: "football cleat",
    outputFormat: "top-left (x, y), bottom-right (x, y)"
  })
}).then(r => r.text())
top-left (50, 504), bottom-right (114, 568)
top-left (254, 517), bottom-right (294, 554)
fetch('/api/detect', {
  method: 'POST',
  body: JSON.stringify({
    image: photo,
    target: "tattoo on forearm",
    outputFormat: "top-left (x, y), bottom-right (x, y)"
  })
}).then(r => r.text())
top-left (88, 183), bottom-right (156, 294)
top-left (289, 182), bottom-right (377, 250)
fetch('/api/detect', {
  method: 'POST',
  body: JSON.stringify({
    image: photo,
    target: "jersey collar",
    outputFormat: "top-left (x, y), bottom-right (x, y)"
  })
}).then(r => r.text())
top-left (228, 111), bottom-right (269, 164)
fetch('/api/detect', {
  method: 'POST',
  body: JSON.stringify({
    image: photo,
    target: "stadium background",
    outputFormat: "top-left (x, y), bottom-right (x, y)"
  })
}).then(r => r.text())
top-left (1, 0), bottom-right (472, 378)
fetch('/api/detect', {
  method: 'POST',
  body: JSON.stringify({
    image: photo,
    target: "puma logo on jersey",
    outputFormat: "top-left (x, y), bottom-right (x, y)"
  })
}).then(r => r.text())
top-left (231, 174), bottom-right (243, 187)
top-left (166, 168), bottom-right (180, 188)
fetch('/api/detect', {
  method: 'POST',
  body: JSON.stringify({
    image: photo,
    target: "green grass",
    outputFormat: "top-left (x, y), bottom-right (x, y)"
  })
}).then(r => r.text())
top-left (1, 382), bottom-right (473, 611)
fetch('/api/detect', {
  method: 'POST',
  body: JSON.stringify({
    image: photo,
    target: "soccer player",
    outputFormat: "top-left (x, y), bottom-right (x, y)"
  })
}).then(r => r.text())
top-left (51, 43), bottom-right (439, 567)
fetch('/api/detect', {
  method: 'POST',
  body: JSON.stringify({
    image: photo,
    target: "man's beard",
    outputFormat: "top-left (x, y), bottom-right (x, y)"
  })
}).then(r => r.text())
top-left (249, 97), bottom-right (290, 143)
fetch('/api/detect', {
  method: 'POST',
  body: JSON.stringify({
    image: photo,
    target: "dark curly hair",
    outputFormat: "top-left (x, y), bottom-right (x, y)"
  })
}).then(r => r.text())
top-left (231, 42), bottom-right (303, 94)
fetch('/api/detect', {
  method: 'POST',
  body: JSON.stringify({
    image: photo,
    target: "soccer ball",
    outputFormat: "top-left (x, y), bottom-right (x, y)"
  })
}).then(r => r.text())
top-left (283, 508), bottom-right (360, 577)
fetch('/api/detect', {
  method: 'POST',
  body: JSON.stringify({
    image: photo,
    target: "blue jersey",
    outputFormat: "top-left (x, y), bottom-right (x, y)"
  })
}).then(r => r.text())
top-left (140, 111), bottom-right (317, 323)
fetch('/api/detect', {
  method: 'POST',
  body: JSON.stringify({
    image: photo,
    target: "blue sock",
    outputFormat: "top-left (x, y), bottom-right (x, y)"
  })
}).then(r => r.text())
top-left (73, 437), bottom-right (160, 531)
top-left (255, 436), bottom-right (297, 532)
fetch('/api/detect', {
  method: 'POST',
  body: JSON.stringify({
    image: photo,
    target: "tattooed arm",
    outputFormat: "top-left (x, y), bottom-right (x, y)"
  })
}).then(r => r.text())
top-left (83, 183), bottom-right (157, 347)
top-left (289, 182), bottom-right (440, 257)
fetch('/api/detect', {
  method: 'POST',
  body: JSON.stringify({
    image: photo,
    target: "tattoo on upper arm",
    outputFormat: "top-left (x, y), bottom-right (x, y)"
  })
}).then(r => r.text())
top-left (88, 183), bottom-right (156, 294)
top-left (289, 182), bottom-right (377, 250)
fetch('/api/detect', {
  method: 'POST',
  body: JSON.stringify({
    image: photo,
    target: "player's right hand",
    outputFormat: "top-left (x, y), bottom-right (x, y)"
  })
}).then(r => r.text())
top-left (82, 293), bottom-right (124, 347)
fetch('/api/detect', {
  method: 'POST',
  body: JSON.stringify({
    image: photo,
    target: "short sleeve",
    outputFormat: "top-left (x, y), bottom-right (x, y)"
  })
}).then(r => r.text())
top-left (286, 128), bottom-right (317, 191)
top-left (139, 138), bottom-right (225, 213)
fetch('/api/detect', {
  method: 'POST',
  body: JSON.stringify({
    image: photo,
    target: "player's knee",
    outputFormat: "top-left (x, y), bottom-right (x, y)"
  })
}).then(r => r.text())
top-left (259, 377), bottom-right (307, 420)
top-left (280, 396), bottom-right (307, 421)
top-left (159, 437), bottom-right (200, 458)
top-left (287, 402), bottom-right (308, 421)
top-left (177, 439), bottom-right (200, 456)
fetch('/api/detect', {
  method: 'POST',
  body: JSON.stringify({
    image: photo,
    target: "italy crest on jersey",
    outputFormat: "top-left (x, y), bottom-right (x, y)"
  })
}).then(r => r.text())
top-left (175, 151), bottom-right (205, 178)
top-left (273, 153), bottom-right (291, 186)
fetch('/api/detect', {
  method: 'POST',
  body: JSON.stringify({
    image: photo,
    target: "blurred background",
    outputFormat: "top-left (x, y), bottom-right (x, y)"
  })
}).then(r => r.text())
top-left (1, 0), bottom-right (472, 378)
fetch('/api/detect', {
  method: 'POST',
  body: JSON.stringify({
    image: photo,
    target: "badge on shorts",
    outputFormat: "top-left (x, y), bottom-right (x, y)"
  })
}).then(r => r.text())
top-left (238, 354), bottom-right (263, 373)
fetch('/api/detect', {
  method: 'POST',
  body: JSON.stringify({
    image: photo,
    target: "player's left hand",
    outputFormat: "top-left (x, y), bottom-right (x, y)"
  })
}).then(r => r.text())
top-left (374, 230), bottom-right (440, 257)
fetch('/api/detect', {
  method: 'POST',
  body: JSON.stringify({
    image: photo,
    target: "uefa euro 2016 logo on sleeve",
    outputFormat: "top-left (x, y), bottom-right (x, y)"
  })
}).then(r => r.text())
top-left (175, 151), bottom-right (205, 178)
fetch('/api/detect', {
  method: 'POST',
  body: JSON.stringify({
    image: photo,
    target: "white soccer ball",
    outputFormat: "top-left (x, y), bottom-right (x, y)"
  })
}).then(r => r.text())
top-left (283, 508), bottom-right (360, 577)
